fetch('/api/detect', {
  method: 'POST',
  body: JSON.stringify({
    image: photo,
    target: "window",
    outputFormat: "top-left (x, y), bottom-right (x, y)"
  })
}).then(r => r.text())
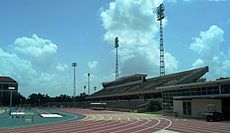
top-left (183, 101), bottom-right (191, 116)
top-left (213, 86), bottom-right (219, 94)
top-left (201, 87), bottom-right (207, 95)
top-left (222, 84), bottom-right (230, 94)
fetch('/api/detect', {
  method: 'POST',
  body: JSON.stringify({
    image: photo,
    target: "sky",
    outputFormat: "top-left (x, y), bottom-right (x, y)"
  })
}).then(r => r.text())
top-left (0, 0), bottom-right (230, 97)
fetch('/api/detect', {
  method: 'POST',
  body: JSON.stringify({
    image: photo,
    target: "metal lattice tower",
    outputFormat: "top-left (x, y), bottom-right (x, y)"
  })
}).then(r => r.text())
top-left (157, 4), bottom-right (165, 76)
top-left (115, 37), bottom-right (119, 80)
top-left (72, 63), bottom-right (77, 97)
top-left (88, 73), bottom-right (90, 95)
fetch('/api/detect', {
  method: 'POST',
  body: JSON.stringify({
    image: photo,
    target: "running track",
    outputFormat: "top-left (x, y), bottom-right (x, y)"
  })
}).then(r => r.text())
top-left (0, 108), bottom-right (230, 133)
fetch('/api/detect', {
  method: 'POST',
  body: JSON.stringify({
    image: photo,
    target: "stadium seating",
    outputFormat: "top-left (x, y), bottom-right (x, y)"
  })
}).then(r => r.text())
top-left (87, 66), bottom-right (208, 100)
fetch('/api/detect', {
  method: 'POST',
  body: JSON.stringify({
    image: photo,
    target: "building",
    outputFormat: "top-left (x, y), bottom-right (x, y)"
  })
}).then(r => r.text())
top-left (0, 76), bottom-right (18, 106)
top-left (85, 66), bottom-right (230, 119)
top-left (87, 66), bottom-right (208, 101)
top-left (157, 78), bottom-right (230, 119)
top-left (85, 66), bottom-right (208, 111)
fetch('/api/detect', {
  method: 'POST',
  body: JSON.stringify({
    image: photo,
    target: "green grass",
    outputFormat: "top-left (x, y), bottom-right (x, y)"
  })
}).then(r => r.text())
top-left (143, 110), bottom-right (163, 115)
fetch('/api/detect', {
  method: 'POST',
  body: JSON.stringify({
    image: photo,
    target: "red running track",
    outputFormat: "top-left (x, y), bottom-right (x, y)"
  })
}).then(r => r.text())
top-left (0, 108), bottom-right (230, 133)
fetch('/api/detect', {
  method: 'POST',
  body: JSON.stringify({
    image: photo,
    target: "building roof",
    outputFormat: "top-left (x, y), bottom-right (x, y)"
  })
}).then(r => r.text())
top-left (157, 78), bottom-right (230, 91)
top-left (102, 74), bottom-right (147, 88)
top-left (0, 76), bottom-right (17, 83)
top-left (87, 66), bottom-right (209, 99)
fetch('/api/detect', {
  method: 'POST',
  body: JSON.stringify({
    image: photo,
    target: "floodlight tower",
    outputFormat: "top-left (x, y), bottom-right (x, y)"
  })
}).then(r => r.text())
top-left (72, 63), bottom-right (77, 97)
top-left (157, 3), bottom-right (165, 76)
top-left (115, 37), bottom-right (119, 80)
top-left (88, 73), bottom-right (90, 95)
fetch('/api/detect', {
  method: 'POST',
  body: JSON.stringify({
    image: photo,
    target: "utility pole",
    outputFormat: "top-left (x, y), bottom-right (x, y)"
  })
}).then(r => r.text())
top-left (115, 37), bottom-right (119, 80)
top-left (157, 3), bottom-right (165, 76)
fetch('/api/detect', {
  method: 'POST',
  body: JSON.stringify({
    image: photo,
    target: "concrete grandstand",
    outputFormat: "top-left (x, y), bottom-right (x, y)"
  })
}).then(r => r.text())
top-left (85, 66), bottom-right (209, 112)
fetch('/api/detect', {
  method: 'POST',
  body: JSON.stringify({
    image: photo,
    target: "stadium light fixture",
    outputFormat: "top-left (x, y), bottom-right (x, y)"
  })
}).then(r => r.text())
top-left (115, 37), bottom-right (119, 80)
top-left (156, 3), bottom-right (165, 76)
top-left (72, 63), bottom-right (77, 98)
top-left (88, 73), bottom-right (90, 95)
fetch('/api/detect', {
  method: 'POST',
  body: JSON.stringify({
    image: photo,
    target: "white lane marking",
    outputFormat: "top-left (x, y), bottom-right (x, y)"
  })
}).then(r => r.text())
top-left (132, 117), bottom-right (161, 133)
top-left (93, 114), bottom-right (131, 133)
top-left (155, 117), bottom-right (172, 133)
top-left (111, 113), bottom-right (141, 133)
top-left (81, 114), bottom-right (126, 133)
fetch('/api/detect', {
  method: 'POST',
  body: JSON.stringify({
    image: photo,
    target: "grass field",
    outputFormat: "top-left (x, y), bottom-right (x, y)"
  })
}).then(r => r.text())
top-left (143, 110), bottom-right (163, 115)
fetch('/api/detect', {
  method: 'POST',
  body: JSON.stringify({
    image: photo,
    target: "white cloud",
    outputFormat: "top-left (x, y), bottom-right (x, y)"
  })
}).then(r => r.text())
top-left (56, 63), bottom-right (68, 72)
top-left (12, 34), bottom-right (58, 72)
top-left (0, 48), bottom-right (36, 82)
top-left (0, 35), bottom-right (72, 97)
top-left (100, 0), bottom-right (178, 77)
top-left (192, 58), bottom-right (204, 67)
top-left (190, 25), bottom-right (230, 79)
top-left (190, 25), bottom-right (224, 58)
top-left (13, 34), bottom-right (57, 57)
top-left (88, 61), bottom-right (98, 70)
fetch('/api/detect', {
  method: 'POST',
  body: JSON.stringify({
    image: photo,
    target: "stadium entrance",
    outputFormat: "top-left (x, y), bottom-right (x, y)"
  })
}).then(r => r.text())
top-left (222, 98), bottom-right (230, 120)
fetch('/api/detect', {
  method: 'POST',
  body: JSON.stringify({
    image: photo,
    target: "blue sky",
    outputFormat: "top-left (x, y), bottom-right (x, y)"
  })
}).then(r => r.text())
top-left (0, 0), bottom-right (230, 97)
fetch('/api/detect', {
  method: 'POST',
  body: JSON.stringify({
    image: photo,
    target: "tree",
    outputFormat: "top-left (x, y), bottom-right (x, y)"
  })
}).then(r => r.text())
top-left (149, 98), bottom-right (162, 111)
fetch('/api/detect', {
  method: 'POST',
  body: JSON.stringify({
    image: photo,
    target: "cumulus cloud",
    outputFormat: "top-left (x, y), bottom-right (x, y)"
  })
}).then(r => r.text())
top-left (190, 25), bottom-right (224, 57)
top-left (56, 64), bottom-right (69, 72)
top-left (88, 61), bottom-right (98, 70)
top-left (100, 0), bottom-right (178, 76)
top-left (0, 48), bottom-right (36, 83)
top-left (12, 34), bottom-right (58, 72)
top-left (13, 34), bottom-right (57, 57)
top-left (190, 25), bottom-right (230, 79)
top-left (0, 35), bottom-right (71, 96)
top-left (192, 58), bottom-right (204, 67)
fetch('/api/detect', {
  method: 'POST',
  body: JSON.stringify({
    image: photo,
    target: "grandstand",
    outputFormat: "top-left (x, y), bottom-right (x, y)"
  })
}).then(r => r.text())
top-left (85, 66), bottom-right (209, 112)
top-left (87, 66), bottom-right (208, 100)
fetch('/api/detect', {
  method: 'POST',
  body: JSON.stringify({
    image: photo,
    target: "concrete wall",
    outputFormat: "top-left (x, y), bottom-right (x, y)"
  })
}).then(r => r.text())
top-left (191, 99), bottom-right (222, 118)
top-left (173, 100), bottom-right (183, 116)
top-left (173, 99), bottom-right (222, 118)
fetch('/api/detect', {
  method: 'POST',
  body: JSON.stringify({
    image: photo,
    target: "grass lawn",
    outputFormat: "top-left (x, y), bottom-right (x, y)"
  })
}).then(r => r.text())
top-left (143, 110), bottom-right (163, 115)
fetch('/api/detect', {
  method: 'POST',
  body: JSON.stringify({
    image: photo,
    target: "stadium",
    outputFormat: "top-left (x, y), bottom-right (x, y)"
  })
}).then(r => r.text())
top-left (1, 66), bottom-right (230, 132)
top-left (84, 66), bottom-right (230, 120)
top-left (0, 1), bottom-right (230, 133)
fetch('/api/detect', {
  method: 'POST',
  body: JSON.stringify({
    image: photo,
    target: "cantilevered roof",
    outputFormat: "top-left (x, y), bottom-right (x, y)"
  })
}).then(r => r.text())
top-left (0, 76), bottom-right (17, 83)
top-left (157, 78), bottom-right (230, 91)
top-left (87, 66), bottom-right (209, 99)
top-left (102, 74), bottom-right (147, 88)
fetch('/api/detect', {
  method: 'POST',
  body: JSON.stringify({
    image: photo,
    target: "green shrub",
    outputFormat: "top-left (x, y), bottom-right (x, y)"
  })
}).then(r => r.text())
top-left (149, 98), bottom-right (162, 111)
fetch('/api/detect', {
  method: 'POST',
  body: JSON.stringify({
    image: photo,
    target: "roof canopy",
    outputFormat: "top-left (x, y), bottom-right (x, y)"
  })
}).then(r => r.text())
top-left (87, 66), bottom-right (209, 99)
